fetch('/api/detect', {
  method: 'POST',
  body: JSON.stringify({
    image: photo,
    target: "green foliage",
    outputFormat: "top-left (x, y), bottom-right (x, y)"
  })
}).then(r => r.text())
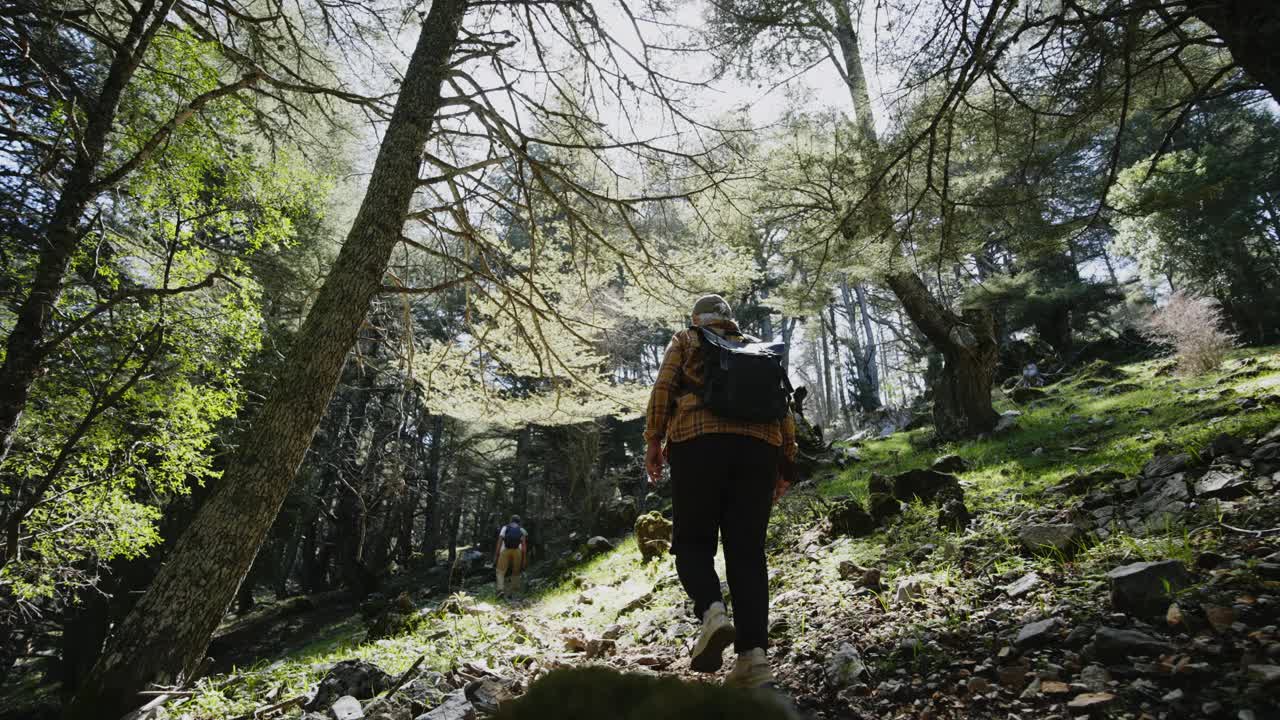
top-left (1111, 102), bottom-right (1280, 343)
top-left (0, 32), bottom-right (336, 603)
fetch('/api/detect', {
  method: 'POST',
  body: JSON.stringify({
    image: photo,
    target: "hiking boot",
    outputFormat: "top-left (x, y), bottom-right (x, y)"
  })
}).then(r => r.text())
top-left (724, 648), bottom-right (775, 688)
top-left (689, 602), bottom-right (736, 672)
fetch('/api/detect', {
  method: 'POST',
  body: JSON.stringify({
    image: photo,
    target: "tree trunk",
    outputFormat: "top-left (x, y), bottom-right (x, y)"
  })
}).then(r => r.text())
top-left (780, 317), bottom-right (798, 368)
top-left (513, 425), bottom-right (532, 512)
top-left (831, 0), bottom-right (996, 435)
top-left (64, 3), bottom-right (469, 716)
top-left (397, 417), bottom-right (430, 567)
top-left (443, 500), bottom-right (462, 593)
top-left (420, 415), bottom-right (446, 566)
top-left (819, 313), bottom-right (835, 427)
top-left (885, 272), bottom-right (999, 438)
top-left (828, 304), bottom-right (854, 430)
top-left (838, 278), bottom-right (883, 412)
top-left (1186, 0), bottom-right (1280, 103)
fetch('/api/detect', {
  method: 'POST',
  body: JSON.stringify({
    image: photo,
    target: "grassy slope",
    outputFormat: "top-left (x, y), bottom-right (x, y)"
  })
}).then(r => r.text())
top-left (140, 348), bottom-right (1280, 717)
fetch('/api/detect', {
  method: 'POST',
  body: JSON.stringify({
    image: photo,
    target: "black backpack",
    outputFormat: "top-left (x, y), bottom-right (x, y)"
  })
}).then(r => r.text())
top-left (693, 326), bottom-right (792, 423)
top-left (501, 523), bottom-right (523, 549)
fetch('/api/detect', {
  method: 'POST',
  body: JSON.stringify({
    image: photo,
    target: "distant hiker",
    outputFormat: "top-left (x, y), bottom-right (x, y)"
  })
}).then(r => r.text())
top-left (643, 294), bottom-right (798, 688)
top-left (494, 515), bottom-right (528, 596)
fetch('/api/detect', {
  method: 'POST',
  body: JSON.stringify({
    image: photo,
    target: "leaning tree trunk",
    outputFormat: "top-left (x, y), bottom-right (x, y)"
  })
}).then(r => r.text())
top-left (1186, 0), bottom-right (1280, 103)
top-left (885, 273), bottom-right (1000, 438)
top-left (63, 2), bottom-right (469, 716)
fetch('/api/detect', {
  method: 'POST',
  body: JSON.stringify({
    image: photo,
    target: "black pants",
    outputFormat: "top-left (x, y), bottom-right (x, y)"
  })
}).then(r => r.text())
top-left (669, 433), bottom-right (778, 653)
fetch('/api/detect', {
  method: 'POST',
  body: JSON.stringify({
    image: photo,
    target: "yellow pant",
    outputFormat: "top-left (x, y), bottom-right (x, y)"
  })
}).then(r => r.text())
top-left (496, 548), bottom-right (524, 592)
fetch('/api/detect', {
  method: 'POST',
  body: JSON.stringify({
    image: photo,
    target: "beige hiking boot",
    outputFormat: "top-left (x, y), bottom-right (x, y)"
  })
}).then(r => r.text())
top-left (724, 648), bottom-right (776, 688)
top-left (690, 602), bottom-right (736, 672)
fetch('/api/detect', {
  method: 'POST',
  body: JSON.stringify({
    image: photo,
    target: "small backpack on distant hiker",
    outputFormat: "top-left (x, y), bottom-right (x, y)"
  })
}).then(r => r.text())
top-left (502, 523), bottom-right (524, 549)
top-left (693, 326), bottom-right (791, 423)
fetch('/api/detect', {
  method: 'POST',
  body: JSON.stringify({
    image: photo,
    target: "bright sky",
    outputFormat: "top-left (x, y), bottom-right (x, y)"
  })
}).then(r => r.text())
top-left (661, 0), bottom-right (897, 132)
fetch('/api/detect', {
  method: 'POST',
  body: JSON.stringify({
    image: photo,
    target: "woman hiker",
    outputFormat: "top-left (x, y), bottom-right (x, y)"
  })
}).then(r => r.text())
top-left (643, 294), bottom-right (798, 688)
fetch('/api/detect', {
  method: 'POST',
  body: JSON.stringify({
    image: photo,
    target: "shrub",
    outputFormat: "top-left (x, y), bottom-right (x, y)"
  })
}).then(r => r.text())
top-left (1141, 291), bottom-right (1236, 374)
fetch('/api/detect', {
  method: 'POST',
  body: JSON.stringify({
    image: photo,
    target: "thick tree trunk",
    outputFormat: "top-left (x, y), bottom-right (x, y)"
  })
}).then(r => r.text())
top-left (63, 3), bottom-right (469, 716)
top-left (1186, 0), bottom-right (1280, 102)
top-left (885, 272), bottom-right (999, 438)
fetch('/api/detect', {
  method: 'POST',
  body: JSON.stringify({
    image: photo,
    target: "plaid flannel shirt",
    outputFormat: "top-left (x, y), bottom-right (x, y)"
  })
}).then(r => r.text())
top-left (644, 325), bottom-right (798, 461)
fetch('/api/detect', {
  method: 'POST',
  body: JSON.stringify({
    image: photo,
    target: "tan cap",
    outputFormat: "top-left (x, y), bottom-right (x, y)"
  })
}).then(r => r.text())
top-left (692, 294), bottom-right (732, 317)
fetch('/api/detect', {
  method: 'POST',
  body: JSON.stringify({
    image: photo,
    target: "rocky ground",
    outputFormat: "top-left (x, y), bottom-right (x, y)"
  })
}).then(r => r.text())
top-left (11, 351), bottom-right (1280, 720)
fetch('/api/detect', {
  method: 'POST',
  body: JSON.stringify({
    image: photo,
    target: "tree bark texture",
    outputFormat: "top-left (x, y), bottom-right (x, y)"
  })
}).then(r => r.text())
top-left (1187, 0), bottom-right (1280, 102)
top-left (63, 2), bottom-right (469, 716)
top-left (885, 272), bottom-right (999, 438)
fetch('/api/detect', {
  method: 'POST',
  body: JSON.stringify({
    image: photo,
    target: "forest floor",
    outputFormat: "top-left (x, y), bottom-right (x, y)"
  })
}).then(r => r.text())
top-left (11, 348), bottom-right (1280, 720)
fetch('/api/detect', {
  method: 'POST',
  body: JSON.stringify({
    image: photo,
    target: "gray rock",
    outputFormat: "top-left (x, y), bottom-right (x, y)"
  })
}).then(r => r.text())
top-left (1107, 560), bottom-right (1191, 617)
top-left (1015, 617), bottom-right (1061, 648)
top-left (464, 679), bottom-right (512, 715)
top-left (892, 574), bottom-right (929, 606)
top-left (1262, 424), bottom-right (1280, 444)
top-left (1195, 468), bottom-right (1252, 499)
top-left (585, 536), bottom-right (614, 555)
top-left (937, 498), bottom-right (972, 532)
top-left (306, 660), bottom-right (393, 711)
top-left (890, 469), bottom-right (962, 504)
top-left (1129, 476), bottom-right (1191, 532)
top-left (931, 454), bottom-right (971, 474)
top-left (1252, 443), bottom-right (1280, 463)
top-left (417, 691), bottom-right (476, 720)
top-left (1143, 453), bottom-right (1191, 478)
top-left (825, 643), bottom-right (867, 686)
top-left (1078, 664), bottom-right (1112, 692)
top-left (1206, 433), bottom-right (1245, 459)
top-left (867, 492), bottom-right (901, 522)
top-left (1091, 627), bottom-right (1173, 661)
top-left (399, 678), bottom-right (445, 715)
top-left (1247, 664), bottom-right (1280, 684)
top-left (1018, 524), bottom-right (1083, 557)
top-left (827, 498), bottom-right (876, 537)
top-left (1005, 572), bottom-right (1042, 598)
top-left (331, 696), bottom-right (364, 720)
top-left (995, 410), bottom-right (1021, 434)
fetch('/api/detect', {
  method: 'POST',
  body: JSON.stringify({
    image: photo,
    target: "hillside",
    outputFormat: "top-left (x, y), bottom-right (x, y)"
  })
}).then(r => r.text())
top-left (9, 347), bottom-right (1268, 720)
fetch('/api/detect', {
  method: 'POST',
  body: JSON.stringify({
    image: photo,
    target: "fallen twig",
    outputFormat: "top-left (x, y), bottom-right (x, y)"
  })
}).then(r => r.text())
top-left (1220, 522), bottom-right (1280, 537)
top-left (227, 694), bottom-right (304, 720)
top-left (364, 654), bottom-right (426, 713)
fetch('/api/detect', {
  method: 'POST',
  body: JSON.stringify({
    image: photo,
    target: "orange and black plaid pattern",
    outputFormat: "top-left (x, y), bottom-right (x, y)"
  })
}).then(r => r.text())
top-left (644, 326), bottom-right (798, 461)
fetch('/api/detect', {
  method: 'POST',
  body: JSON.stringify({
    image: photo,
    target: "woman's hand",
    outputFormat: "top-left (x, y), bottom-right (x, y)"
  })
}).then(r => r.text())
top-left (645, 440), bottom-right (664, 486)
top-left (773, 471), bottom-right (791, 504)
